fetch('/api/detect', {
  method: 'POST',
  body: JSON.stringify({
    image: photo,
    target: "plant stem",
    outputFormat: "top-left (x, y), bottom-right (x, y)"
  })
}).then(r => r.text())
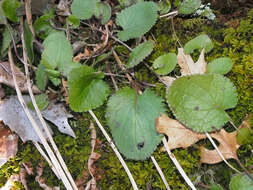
top-left (205, 132), bottom-right (241, 173)
top-left (151, 156), bottom-right (171, 190)
top-left (162, 137), bottom-right (197, 190)
top-left (8, 48), bottom-right (74, 190)
top-left (88, 110), bottom-right (138, 190)
top-left (20, 19), bottom-right (78, 189)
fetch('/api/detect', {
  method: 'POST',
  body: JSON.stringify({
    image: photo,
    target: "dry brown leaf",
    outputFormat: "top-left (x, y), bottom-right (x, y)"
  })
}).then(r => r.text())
top-left (156, 114), bottom-right (243, 165)
top-left (177, 48), bottom-right (206, 76)
top-left (0, 124), bottom-right (18, 167)
top-left (0, 62), bottom-right (40, 93)
top-left (20, 166), bottom-right (29, 190)
top-left (200, 129), bottom-right (240, 164)
top-left (35, 162), bottom-right (60, 190)
top-left (73, 47), bottom-right (92, 62)
top-left (156, 114), bottom-right (205, 150)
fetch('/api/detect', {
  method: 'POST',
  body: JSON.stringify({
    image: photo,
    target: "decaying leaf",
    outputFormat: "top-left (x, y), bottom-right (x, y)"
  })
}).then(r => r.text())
top-left (0, 124), bottom-right (18, 167)
top-left (160, 76), bottom-right (176, 88)
top-left (156, 114), bottom-right (244, 164)
top-left (0, 62), bottom-right (40, 93)
top-left (156, 114), bottom-right (205, 150)
top-left (177, 48), bottom-right (206, 76)
top-left (200, 129), bottom-right (239, 164)
top-left (0, 96), bottom-right (75, 143)
top-left (36, 162), bottom-right (60, 190)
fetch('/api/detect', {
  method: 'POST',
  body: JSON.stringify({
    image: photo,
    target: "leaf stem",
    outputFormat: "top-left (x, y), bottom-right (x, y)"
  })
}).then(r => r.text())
top-left (162, 137), bottom-right (197, 190)
top-left (151, 156), bottom-right (171, 190)
top-left (88, 110), bottom-right (138, 190)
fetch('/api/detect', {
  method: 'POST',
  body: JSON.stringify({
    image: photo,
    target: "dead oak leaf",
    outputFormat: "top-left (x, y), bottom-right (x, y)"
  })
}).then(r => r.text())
top-left (200, 129), bottom-right (240, 164)
top-left (156, 114), bottom-right (241, 164)
top-left (177, 48), bottom-right (206, 76)
top-left (0, 125), bottom-right (18, 167)
top-left (156, 114), bottom-right (206, 150)
top-left (0, 62), bottom-right (40, 93)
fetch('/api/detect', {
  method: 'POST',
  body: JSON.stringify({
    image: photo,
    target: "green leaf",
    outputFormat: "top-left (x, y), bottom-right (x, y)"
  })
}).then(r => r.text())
top-left (36, 63), bottom-right (48, 91)
top-left (152, 53), bottom-right (177, 75)
top-left (1, 0), bottom-right (21, 22)
top-left (41, 32), bottom-right (73, 77)
top-left (207, 57), bottom-right (233, 75)
top-left (106, 87), bottom-right (165, 160)
top-left (118, 0), bottom-right (143, 7)
top-left (94, 2), bottom-right (111, 24)
top-left (229, 174), bottom-right (253, 190)
top-left (127, 41), bottom-right (153, 68)
top-left (67, 15), bottom-right (80, 28)
top-left (68, 65), bottom-right (110, 112)
top-left (237, 127), bottom-right (253, 145)
top-left (24, 21), bottom-right (34, 63)
top-left (49, 75), bottom-right (61, 86)
top-left (210, 183), bottom-right (224, 190)
top-left (0, 26), bottom-right (14, 57)
top-left (158, 0), bottom-right (171, 14)
top-left (34, 12), bottom-right (55, 39)
top-left (28, 94), bottom-right (49, 111)
top-left (178, 0), bottom-right (201, 15)
top-left (116, 2), bottom-right (158, 41)
top-left (0, 1), bottom-right (7, 25)
top-left (184, 34), bottom-right (213, 54)
top-left (166, 74), bottom-right (237, 132)
top-left (71, 0), bottom-right (99, 20)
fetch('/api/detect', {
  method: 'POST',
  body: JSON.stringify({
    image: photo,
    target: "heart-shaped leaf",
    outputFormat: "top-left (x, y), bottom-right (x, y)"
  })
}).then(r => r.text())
top-left (207, 57), bottom-right (233, 75)
top-left (116, 2), bottom-right (158, 41)
top-left (68, 65), bottom-right (110, 112)
top-left (106, 87), bottom-right (165, 160)
top-left (166, 74), bottom-right (237, 132)
top-left (184, 34), bottom-right (213, 54)
top-left (1, 0), bottom-right (21, 22)
top-left (127, 41), bottom-right (153, 68)
top-left (152, 53), bottom-right (177, 75)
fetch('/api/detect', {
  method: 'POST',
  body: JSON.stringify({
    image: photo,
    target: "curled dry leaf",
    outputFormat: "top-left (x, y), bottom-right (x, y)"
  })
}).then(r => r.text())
top-left (0, 96), bottom-right (75, 143)
top-left (36, 162), bottom-right (60, 190)
top-left (177, 48), bottom-right (206, 76)
top-left (0, 62), bottom-right (40, 93)
top-left (0, 124), bottom-right (18, 167)
top-left (156, 114), bottom-right (243, 164)
top-left (160, 76), bottom-right (176, 88)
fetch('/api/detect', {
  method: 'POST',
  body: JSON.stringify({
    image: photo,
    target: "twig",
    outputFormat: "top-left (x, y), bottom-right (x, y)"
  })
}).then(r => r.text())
top-left (162, 137), bottom-right (197, 190)
top-left (106, 62), bottom-right (119, 91)
top-left (80, 21), bottom-right (133, 51)
top-left (20, 19), bottom-right (78, 189)
top-left (205, 132), bottom-right (241, 174)
top-left (88, 110), bottom-right (138, 190)
top-left (33, 142), bottom-right (60, 179)
top-left (8, 48), bottom-right (73, 190)
top-left (171, 18), bottom-right (183, 48)
top-left (159, 11), bottom-right (178, 18)
top-left (151, 156), bottom-right (171, 190)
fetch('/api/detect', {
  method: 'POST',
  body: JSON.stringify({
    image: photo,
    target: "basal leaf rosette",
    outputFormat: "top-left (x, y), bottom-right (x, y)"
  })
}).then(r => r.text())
top-left (106, 87), bottom-right (165, 160)
top-left (68, 65), bottom-right (110, 112)
top-left (166, 74), bottom-right (237, 132)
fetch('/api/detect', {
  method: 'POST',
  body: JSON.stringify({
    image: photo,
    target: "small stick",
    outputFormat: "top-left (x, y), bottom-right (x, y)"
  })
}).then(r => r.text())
top-left (162, 137), bottom-right (197, 190)
top-left (8, 48), bottom-right (73, 190)
top-left (106, 63), bottom-right (119, 91)
top-left (151, 156), bottom-right (171, 190)
top-left (88, 110), bottom-right (138, 190)
top-left (20, 20), bottom-right (78, 189)
top-left (33, 142), bottom-right (60, 179)
top-left (159, 11), bottom-right (178, 18)
top-left (205, 132), bottom-right (241, 173)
